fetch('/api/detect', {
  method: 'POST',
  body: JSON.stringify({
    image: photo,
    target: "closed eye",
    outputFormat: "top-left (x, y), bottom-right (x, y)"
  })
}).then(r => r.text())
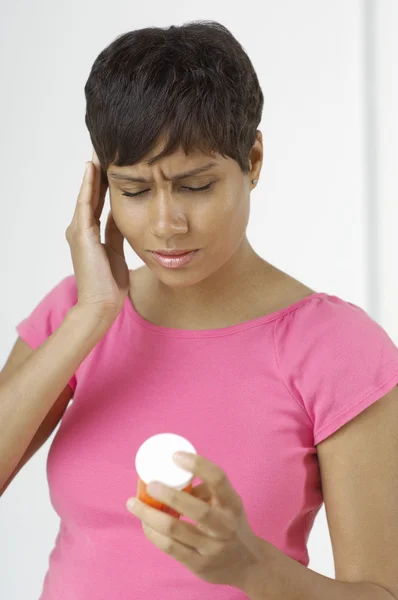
top-left (122, 183), bottom-right (213, 198)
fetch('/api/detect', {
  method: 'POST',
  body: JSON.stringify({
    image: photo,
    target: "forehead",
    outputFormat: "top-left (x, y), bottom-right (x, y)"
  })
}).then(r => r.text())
top-left (115, 131), bottom-right (227, 165)
top-left (108, 141), bottom-right (231, 182)
top-left (112, 142), bottom-right (216, 167)
top-left (108, 161), bottom-right (219, 184)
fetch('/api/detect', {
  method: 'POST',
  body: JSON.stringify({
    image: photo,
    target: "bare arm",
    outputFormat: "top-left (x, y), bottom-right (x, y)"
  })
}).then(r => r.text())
top-left (0, 149), bottom-right (130, 494)
top-left (243, 539), bottom-right (396, 600)
top-left (0, 304), bottom-right (112, 492)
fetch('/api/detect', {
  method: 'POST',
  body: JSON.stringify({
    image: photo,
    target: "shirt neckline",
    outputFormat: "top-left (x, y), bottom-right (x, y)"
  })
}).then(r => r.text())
top-left (123, 289), bottom-right (329, 338)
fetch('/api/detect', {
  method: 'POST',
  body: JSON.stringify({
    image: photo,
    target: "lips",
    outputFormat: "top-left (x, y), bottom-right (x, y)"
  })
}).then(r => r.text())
top-left (150, 249), bottom-right (200, 269)
top-left (153, 250), bottom-right (196, 256)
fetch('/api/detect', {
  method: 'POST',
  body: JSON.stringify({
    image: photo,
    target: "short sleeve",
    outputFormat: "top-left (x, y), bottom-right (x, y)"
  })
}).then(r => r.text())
top-left (275, 294), bottom-right (398, 445)
top-left (16, 275), bottom-right (79, 392)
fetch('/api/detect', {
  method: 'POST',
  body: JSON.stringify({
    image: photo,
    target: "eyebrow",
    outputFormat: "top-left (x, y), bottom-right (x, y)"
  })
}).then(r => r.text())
top-left (108, 162), bottom-right (218, 183)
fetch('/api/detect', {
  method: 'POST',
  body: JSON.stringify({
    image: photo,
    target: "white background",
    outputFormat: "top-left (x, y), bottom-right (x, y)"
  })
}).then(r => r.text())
top-left (1, 1), bottom-right (397, 598)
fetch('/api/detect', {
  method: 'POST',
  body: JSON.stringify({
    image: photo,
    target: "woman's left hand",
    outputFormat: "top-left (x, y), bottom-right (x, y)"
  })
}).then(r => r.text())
top-left (126, 452), bottom-right (263, 590)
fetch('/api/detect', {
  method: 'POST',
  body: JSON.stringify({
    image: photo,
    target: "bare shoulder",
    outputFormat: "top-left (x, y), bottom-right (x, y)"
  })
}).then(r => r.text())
top-left (255, 263), bottom-right (316, 314)
top-left (129, 261), bottom-right (316, 322)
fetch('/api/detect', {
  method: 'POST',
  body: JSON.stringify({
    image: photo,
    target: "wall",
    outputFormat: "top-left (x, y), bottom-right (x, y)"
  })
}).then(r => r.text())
top-left (1, 1), bottom-right (396, 598)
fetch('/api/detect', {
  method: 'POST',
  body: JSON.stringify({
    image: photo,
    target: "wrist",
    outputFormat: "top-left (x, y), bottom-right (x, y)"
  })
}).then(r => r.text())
top-left (236, 536), bottom-right (269, 595)
top-left (66, 303), bottom-right (118, 335)
top-left (239, 536), bottom-right (276, 598)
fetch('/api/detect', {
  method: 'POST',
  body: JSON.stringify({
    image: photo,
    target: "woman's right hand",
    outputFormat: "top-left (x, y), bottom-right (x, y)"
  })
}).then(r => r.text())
top-left (65, 150), bottom-right (130, 324)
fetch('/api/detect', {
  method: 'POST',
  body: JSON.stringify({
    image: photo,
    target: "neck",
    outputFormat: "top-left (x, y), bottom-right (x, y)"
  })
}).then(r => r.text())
top-left (149, 237), bottom-right (270, 316)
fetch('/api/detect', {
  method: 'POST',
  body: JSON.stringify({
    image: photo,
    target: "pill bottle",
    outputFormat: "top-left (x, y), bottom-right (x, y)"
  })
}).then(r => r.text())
top-left (135, 433), bottom-right (197, 519)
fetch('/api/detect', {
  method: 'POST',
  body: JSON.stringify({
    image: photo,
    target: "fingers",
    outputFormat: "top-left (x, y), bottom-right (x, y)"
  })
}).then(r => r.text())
top-left (104, 210), bottom-right (125, 257)
top-left (69, 150), bottom-right (108, 233)
top-left (91, 150), bottom-right (99, 202)
top-left (89, 149), bottom-right (124, 258)
top-left (190, 483), bottom-right (212, 503)
top-left (68, 150), bottom-right (124, 259)
top-left (69, 161), bottom-right (96, 232)
top-left (92, 149), bottom-right (108, 223)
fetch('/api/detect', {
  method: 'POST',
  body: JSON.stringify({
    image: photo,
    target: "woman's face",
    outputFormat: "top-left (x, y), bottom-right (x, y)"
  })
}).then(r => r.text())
top-left (107, 134), bottom-right (262, 288)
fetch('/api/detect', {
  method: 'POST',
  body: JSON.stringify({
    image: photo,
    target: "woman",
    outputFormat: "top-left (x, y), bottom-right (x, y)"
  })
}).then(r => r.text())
top-left (1, 20), bottom-right (398, 600)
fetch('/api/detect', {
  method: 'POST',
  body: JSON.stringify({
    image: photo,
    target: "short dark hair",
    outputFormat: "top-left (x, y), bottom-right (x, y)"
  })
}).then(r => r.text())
top-left (84, 20), bottom-right (264, 177)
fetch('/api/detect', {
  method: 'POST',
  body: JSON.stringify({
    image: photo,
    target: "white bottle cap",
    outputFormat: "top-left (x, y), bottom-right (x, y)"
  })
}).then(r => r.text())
top-left (135, 433), bottom-right (197, 490)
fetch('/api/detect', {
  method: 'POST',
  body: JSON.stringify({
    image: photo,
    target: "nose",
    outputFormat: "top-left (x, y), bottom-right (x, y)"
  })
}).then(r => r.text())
top-left (150, 191), bottom-right (189, 238)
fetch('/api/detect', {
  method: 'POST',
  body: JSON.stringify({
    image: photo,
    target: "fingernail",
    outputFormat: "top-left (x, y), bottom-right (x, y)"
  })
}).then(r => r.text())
top-left (147, 481), bottom-right (162, 495)
top-left (127, 498), bottom-right (137, 511)
top-left (174, 451), bottom-right (188, 459)
top-left (173, 451), bottom-right (190, 464)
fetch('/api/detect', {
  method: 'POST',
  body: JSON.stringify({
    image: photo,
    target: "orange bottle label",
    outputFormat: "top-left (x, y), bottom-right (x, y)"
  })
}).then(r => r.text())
top-left (137, 477), bottom-right (193, 519)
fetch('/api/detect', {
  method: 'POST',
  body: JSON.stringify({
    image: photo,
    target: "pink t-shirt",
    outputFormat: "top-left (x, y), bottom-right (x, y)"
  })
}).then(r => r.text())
top-left (16, 274), bottom-right (398, 600)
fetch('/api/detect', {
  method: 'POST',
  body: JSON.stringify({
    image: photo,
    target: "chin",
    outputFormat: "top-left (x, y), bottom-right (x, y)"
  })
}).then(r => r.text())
top-left (154, 269), bottom-right (207, 288)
